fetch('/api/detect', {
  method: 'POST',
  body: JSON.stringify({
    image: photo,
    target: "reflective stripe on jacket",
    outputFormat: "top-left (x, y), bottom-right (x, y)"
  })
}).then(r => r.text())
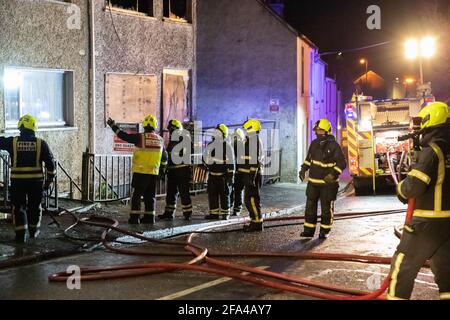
top-left (398, 138), bottom-right (450, 219)
top-left (0, 132), bottom-right (55, 180)
top-left (301, 135), bottom-right (347, 184)
top-left (112, 125), bottom-right (168, 176)
top-left (133, 133), bottom-right (165, 175)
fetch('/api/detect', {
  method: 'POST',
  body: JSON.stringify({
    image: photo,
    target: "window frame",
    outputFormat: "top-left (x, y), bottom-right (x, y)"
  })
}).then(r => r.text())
top-left (3, 66), bottom-right (74, 130)
top-left (105, 0), bottom-right (155, 18)
top-left (163, 0), bottom-right (192, 23)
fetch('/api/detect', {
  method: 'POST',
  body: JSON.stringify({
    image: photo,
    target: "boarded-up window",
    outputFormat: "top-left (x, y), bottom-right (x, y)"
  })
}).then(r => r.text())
top-left (162, 73), bottom-right (189, 131)
top-left (105, 73), bottom-right (157, 124)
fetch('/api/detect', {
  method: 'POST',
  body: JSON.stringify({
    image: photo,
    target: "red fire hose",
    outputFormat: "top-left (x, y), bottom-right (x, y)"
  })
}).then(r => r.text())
top-left (48, 205), bottom-right (422, 300)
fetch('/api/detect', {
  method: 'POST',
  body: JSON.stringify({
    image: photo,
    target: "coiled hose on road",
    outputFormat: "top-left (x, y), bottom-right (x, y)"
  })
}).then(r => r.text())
top-left (48, 204), bottom-right (416, 300)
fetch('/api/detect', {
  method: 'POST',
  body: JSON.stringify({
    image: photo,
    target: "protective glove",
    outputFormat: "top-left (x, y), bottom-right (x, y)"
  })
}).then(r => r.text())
top-left (324, 173), bottom-right (336, 184)
top-left (107, 117), bottom-right (116, 128)
top-left (299, 170), bottom-right (306, 182)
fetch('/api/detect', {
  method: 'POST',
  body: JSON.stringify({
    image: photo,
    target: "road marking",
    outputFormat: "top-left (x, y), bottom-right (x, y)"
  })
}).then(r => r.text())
top-left (157, 266), bottom-right (269, 300)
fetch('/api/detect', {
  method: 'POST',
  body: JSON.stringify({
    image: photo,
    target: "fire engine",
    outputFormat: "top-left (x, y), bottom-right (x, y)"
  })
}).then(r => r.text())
top-left (344, 96), bottom-right (434, 195)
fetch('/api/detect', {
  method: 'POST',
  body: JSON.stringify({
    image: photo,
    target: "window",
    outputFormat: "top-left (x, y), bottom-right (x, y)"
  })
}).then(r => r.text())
top-left (107, 0), bottom-right (153, 16)
top-left (4, 67), bottom-right (73, 129)
top-left (163, 0), bottom-right (192, 22)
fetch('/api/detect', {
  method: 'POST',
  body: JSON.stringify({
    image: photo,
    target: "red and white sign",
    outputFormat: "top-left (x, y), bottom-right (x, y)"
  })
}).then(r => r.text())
top-left (113, 124), bottom-right (139, 153)
top-left (270, 99), bottom-right (280, 113)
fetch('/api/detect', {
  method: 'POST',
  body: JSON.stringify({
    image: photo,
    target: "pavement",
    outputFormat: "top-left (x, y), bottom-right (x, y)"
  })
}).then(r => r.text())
top-left (0, 181), bottom-right (346, 269)
top-left (0, 193), bottom-right (422, 300)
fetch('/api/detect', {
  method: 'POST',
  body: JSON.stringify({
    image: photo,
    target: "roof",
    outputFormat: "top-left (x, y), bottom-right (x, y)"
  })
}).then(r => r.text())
top-left (353, 70), bottom-right (385, 84)
top-left (255, 0), bottom-right (318, 49)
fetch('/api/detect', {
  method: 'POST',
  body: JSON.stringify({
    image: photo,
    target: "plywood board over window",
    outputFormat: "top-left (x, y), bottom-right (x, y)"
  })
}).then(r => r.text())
top-left (105, 73), bottom-right (157, 124)
top-left (162, 72), bottom-right (189, 131)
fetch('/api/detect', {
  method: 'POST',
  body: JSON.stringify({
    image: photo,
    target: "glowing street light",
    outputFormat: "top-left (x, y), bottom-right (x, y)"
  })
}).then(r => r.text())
top-left (359, 58), bottom-right (369, 86)
top-left (404, 36), bottom-right (436, 84)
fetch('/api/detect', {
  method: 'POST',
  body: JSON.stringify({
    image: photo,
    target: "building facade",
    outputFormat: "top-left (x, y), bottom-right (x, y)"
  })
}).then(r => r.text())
top-left (195, 0), bottom-right (340, 182)
top-left (0, 0), bottom-right (90, 186)
top-left (0, 0), bottom-right (196, 192)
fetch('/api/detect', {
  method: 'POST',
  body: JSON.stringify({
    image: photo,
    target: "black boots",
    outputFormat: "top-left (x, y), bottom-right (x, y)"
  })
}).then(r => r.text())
top-left (14, 230), bottom-right (27, 243)
top-left (222, 214), bottom-right (230, 220)
top-left (183, 214), bottom-right (191, 221)
top-left (128, 216), bottom-right (140, 225)
top-left (141, 215), bottom-right (155, 224)
top-left (243, 222), bottom-right (263, 232)
top-left (29, 228), bottom-right (40, 239)
top-left (300, 230), bottom-right (314, 238)
top-left (300, 230), bottom-right (329, 239)
top-left (158, 213), bottom-right (174, 221)
top-left (319, 231), bottom-right (328, 239)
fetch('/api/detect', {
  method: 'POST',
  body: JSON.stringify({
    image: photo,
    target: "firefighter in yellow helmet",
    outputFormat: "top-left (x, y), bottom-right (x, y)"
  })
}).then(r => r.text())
top-left (0, 115), bottom-right (55, 243)
top-left (389, 102), bottom-right (450, 300)
top-left (158, 119), bottom-right (193, 221)
top-left (299, 119), bottom-right (346, 239)
top-left (204, 124), bottom-right (235, 220)
top-left (108, 115), bottom-right (167, 224)
top-left (239, 119), bottom-right (264, 232)
top-left (231, 128), bottom-right (246, 216)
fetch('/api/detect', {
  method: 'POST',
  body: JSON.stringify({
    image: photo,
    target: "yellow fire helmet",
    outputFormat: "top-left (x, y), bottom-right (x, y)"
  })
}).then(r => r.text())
top-left (143, 114), bottom-right (158, 130)
top-left (216, 124), bottom-right (229, 138)
top-left (18, 114), bottom-right (37, 132)
top-left (243, 119), bottom-right (261, 133)
top-left (234, 128), bottom-right (245, 140)
top-left (168, 119), bottom-right (183, 130)
top-left (313, 119), bottom-right (332, 134)
top-left (418, 101), bottom-right (449, 130)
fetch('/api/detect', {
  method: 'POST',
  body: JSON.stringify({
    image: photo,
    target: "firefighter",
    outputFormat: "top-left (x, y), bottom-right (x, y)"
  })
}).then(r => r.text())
top-left (158, 119), bottom-right (193, 221)
top-left (204, 124), bottom-right (235, 220)
top-left (107, 115), bottom-right (167, 225)
top-left (231, 128), bottom-right (246, 216)
top-left (239, 119), bottom-right (264, 232)
top-left (299, 119), bottom-right (346, 239)
top-left (389, 102), bottom-right (450, 300)
top-left (0, 115), bottom-right (55, 243)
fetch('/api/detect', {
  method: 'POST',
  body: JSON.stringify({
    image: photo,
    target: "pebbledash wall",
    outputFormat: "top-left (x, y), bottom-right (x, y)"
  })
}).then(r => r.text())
top-left (93, 0), bottom-right (196, 155)
top-left (0, 0), bottom-right (90, 187)
top-left (195, 0), bottom-right (333, 182)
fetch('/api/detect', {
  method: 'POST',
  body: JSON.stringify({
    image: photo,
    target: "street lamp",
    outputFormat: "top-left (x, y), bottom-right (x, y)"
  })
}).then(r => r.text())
top-left (360, 58), bottom-right (368, 86)
top-left (404, 36), bottom-right (436, 85)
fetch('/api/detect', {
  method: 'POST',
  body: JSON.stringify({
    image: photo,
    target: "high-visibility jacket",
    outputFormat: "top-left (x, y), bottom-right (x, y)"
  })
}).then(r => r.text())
top-left (236, 133), bottom-right (264, 175)
top-left (0, 130), bottom-right (55, 180)
top-left (397, 131), bottom-right (450, 219)
top-left (113, 126), bottom-right (167, 175)
top-left (301, 135), bottom-right (347, 185)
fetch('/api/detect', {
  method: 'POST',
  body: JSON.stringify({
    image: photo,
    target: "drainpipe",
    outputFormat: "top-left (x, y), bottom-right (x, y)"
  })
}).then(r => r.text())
top-left (88, 0), bottom-right (96, 153)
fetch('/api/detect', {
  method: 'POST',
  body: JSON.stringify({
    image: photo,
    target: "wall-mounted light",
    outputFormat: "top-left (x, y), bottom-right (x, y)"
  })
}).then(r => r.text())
top-left (3, 69), bottom-right (23, 90)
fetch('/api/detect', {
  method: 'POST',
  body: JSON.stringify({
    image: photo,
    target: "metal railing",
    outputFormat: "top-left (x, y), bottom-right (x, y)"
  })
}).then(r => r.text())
top-left (82, 152), bottom-right (133, 202)
top-left (81, 151), bottom-right (209, 202)
top-left (0, 151), bottom-right (10, 208)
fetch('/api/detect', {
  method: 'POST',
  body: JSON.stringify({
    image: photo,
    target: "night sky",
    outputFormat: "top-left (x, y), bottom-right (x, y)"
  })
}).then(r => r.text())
top-left (283, 0), bottom-right (449, 101)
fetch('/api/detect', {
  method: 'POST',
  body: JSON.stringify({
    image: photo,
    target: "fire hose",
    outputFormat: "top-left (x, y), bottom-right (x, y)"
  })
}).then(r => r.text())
top-left (48, 205), bottom-right (420, 300)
